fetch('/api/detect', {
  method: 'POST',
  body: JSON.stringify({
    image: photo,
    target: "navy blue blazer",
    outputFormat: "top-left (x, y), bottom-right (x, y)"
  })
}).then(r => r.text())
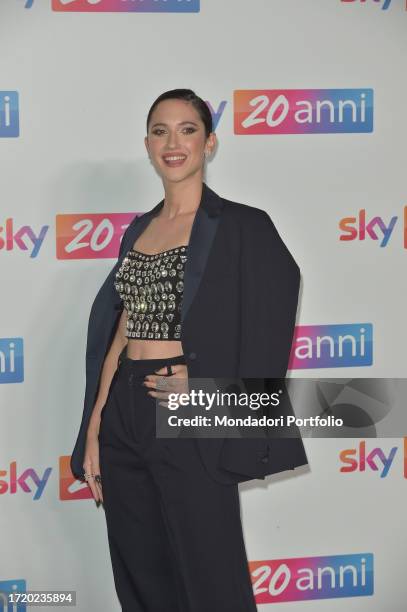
top-left (70, 181), bottom-right (308, 484)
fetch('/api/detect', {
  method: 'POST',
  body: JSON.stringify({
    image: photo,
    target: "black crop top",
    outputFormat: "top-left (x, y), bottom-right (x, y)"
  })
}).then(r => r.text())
top-left (114, 245), bottom-right (188, 340)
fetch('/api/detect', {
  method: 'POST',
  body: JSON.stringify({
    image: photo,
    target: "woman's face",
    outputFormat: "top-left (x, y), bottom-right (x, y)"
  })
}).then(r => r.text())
top-left (145, 98), bottom-right (215, 184)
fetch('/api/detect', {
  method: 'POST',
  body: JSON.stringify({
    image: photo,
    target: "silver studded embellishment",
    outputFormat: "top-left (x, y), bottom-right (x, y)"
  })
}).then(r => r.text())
top-left (114, 246), bottom-right (188, 340)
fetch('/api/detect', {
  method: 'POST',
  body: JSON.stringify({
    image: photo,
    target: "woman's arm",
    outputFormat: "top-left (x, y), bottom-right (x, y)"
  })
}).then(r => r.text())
top-left (86, 307), bottom-right (128, 438)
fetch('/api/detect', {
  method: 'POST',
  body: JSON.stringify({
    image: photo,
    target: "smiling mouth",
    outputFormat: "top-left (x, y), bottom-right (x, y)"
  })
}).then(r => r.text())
top-left (163, 155), bottom-right (187, 167)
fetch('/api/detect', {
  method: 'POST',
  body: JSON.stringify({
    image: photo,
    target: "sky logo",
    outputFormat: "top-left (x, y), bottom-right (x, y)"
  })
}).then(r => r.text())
top-left (0, 338), bottom-right (24, 383)
top-left (234, 89), bottom-right (373, 134)
top-left (339, 207), bottom-right (406, 248)
top-left (341, 0), bottom-right (396, 10)
top-left (0, 92), bottom-right (19, 137)
top-left (206, 100), bottom-right (227, 131)
top-left (56, 212), bottom-right (136, 259)
top-left (250, 553), bottom-right (373, 603)
top-left (52, 0), bottom-right (200, 12)
top-left (59, 456), bottom-right (92, 500)
top-left (288, 324), bottom-right (373, 369)
top-left (0, 461), bottom-right (52, 500)
top-left (0, 579), bottom-right (27, 610)
top-left (340, 438), bottom-right (407, 478)
top-left (0, 218), bottom-right (49, 258)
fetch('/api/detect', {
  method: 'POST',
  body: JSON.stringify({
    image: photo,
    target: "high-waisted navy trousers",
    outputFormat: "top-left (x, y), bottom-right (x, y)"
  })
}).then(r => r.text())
top-left (98, 352), bottom-right (257, 612)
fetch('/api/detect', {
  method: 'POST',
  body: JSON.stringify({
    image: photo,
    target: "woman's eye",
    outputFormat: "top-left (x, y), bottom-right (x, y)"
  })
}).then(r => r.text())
top-left (152, 127), bottom-right (197, 136)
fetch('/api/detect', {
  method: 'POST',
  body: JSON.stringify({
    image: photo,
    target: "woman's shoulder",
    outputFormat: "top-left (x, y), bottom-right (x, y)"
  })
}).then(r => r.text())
top-left (220, 195), bottom-right (275, 228)
top-left (219, 194), bottom-right (297, 265)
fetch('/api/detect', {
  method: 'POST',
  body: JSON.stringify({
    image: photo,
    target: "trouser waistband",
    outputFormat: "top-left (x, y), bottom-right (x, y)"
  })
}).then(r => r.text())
top-left (118, 346), bottom-right (186, 377)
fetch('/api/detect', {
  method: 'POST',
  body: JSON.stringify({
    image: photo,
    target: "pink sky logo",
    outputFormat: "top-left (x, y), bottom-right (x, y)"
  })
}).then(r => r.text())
top-left (0, 218), bottom-right (49, 258)
top-left (339, 207), bottom-right (407, 248)
top-left (52, 0), bottom-right (200, 12)
top-left (0, 338), bottom-right (24, 383)
top-left (0, 461), bottom-right (52, 500)
top-left (0, 91), bottom-right (19, 137)
top-left (340, 438), bottom-right (407, 478)
top-left (250, 553), bottom-right (373, 603)
top-left (341, 0), bottom-right (401, 10)
top-left (288, 324), bottom-right (373, 369)
top-left (234, 89), bottom-right (373, 134)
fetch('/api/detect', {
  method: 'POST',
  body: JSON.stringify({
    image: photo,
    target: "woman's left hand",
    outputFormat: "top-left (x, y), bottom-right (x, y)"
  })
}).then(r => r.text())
top-left (143, 363), bottom-right (190, 408)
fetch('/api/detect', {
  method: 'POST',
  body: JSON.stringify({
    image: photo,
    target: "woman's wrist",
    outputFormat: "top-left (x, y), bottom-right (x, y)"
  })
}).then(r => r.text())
top-left (87, 406), bottom-right (104, 437)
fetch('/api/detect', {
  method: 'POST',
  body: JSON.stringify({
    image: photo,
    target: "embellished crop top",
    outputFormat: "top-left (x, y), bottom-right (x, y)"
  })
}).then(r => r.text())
top-left (114, 245), bottom-right (188, 340)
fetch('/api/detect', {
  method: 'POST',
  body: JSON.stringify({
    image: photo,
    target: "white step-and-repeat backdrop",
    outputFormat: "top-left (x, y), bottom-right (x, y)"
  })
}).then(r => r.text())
top-left (1, 0), bottom-right (406, 610)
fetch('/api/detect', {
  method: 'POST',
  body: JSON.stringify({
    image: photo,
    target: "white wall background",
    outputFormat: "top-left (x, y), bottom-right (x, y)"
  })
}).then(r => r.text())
top-left (1, 0), bottom-right (406, 610)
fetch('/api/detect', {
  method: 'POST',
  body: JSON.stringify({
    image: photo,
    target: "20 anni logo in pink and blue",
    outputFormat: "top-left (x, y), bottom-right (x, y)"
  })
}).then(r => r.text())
top-left (234, 89), bottom-right (373, 134)
top-left (52, 0), bottom-right (199, 12)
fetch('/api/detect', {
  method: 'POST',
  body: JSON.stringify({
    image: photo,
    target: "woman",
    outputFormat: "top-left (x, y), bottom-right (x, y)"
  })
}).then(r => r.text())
top-left (71, 88), bottom-right (308, 611)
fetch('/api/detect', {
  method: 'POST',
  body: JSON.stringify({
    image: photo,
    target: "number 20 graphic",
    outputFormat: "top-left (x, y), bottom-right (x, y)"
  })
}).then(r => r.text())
top-left (55, 213), bottom-right (136, 259)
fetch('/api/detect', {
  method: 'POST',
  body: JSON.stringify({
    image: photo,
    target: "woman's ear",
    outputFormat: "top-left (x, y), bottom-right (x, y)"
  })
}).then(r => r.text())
top-left (144, 136), bottom-right (151, 159)
top-left (206, 132), bottom-right (217, 158)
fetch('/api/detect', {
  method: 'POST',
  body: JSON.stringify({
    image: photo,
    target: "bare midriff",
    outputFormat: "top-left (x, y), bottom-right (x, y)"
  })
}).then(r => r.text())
top-left (126, 339), bottom-right (184, 360)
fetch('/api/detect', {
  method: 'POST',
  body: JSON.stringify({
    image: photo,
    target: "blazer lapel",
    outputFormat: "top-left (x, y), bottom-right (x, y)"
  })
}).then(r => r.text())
top-left (113, 181), bottom-right (224, 324)
top-left (181, 183), bottom-right (223, 323)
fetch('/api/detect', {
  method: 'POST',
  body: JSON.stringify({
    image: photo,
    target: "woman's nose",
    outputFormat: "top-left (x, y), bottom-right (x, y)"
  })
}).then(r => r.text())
top-left (166, 132), bottom-right (180, 147)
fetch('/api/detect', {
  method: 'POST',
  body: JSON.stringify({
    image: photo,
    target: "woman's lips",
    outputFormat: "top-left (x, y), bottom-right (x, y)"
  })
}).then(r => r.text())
top-left (163, 155), bottom-right (187, 167)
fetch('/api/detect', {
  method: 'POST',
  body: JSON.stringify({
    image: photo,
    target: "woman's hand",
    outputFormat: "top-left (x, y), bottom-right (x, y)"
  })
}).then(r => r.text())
top-left (143, 363), bottom-right (190, 408)
top-left (83, 415), bottom-right (103, 503)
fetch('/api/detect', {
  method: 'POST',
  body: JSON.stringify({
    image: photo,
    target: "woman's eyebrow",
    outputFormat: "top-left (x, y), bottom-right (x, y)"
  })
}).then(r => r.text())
top-left (150, 121), bottom-right (199, 128)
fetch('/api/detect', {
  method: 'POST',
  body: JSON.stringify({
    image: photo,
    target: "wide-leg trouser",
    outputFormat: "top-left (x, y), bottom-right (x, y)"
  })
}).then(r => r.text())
top-left (98, 353), bottom-right (257, 612)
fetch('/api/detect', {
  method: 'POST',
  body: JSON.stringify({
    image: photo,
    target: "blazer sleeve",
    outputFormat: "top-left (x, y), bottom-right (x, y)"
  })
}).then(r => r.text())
top-left (218, 208), bottom-right (307, 478)
top-left (238, 208), bottom-right (300, 379)
top-left (70, 216), bottom-right (139, 480)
